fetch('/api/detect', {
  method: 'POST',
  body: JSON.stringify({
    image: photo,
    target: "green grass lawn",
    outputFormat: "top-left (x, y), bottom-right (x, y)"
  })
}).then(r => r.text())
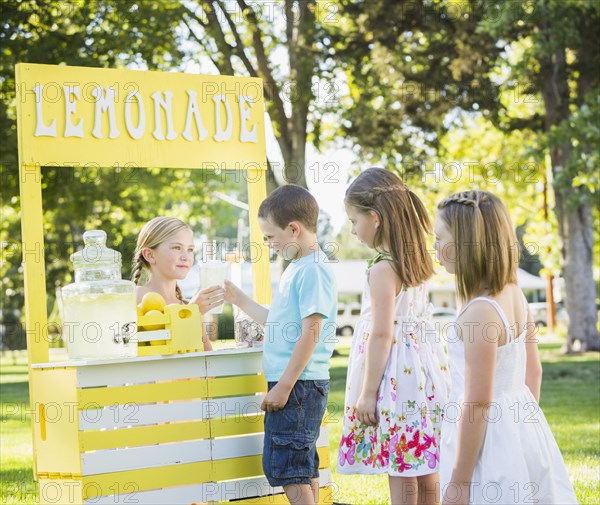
top-left (1, 344), bottom-right (599, 504)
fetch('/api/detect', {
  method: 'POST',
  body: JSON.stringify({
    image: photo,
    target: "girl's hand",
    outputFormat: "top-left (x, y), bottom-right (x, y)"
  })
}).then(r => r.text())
top-left (442, 482), bottom-right (470, 505)
top-left (223, 279), bottom-right (244, 306)
top-left (189, 285), bottom-right (225, 314)
top-left (355, 392), bottom-right (378, 426)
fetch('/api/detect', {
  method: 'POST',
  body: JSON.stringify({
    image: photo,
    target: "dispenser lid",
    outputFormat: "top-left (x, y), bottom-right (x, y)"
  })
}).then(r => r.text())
top-left (71, 230), bottom-right (121, 269)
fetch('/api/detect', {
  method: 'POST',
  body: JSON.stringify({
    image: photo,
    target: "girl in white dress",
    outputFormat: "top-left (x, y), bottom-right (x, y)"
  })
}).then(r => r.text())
top-left (434, 190), bottom-right (578, 505)
top-left (338, 168), bottom-right (450, 505)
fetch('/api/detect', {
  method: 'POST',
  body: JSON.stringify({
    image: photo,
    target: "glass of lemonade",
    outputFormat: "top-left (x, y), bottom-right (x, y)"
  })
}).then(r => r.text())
top-left (199, 260), bottom-right (230, 315)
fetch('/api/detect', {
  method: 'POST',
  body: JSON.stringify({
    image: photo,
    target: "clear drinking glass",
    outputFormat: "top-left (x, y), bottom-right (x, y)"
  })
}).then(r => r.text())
top-left (199, 260), bottom-right (230, 314)
top-left (233, 305), bottom-right (264, 347)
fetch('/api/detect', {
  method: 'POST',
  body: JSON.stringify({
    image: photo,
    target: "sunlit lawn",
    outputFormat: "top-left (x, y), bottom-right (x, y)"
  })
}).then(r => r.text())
top-left (327, 342), bottom-right (599, 505)
top-left (1, 343), bottom-right (598, 504)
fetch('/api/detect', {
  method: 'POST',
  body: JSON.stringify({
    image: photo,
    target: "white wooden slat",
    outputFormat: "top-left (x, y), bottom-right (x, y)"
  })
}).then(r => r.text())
top-left (76, 356), bottom-right (207, 387)
top-left (211, 428), bottom-right (329, 460)
top-left (81, 439), bottom-right (211, 475)
top-left (205, 350), bottom-right (262, 377)
top-left (205, 394), bottom-right (265, 419)
top-left (79, 399), bottom-right (210, 429)
top-left (79, 425), bottom-right (328, 475)
top-left (317, 427), bottom-right (329, 447)
top-left (79, 394), bottom-right (265, 429)
top-left (212, 433), bottom-right (263, 459)
top-left (84, 469), bottom-right (332, 504)
top-left (136, 329), bottom-right (171, 343)
top-left (32, 346), bottom-right (262, 370)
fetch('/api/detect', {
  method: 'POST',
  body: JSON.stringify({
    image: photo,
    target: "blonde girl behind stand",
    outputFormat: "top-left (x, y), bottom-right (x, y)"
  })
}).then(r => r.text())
top-left (132, 216), bottom-right (225, 351)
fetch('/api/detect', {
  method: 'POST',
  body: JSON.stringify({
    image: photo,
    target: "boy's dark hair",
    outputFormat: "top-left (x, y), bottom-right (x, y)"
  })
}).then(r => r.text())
top-left (258, 184), bottom-right (319, 232)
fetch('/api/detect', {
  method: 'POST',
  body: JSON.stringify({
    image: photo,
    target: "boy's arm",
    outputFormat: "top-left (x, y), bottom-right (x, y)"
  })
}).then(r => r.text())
top-left (224, 279), bottom-right (269, 325)
top-left (261, 313), bottom-right (323, 412)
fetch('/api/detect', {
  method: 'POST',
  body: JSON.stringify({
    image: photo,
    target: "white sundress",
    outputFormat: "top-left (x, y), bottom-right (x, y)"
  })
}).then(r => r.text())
top-left (440, 296), bottom-right (578, 504)
top-left (338, 265), bottom-right (450, 477)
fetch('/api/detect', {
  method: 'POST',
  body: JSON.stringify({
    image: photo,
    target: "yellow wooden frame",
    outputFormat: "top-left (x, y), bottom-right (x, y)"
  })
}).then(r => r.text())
top-left (16, 63), bottom-right (272, 478)
top-left (16, 62), bottom-right (271, 365)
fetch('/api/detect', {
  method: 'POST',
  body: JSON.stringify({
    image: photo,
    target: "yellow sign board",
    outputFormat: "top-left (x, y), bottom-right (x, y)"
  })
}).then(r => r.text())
top-left (16, 63), bottom-right (266, 169)
top-left (16, 63), bottom-right (271, 368)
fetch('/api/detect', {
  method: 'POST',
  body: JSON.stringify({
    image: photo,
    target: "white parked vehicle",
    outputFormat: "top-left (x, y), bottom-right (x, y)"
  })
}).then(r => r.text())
top-left (528, 302), bottom-right (569, 328)
top-left (336, 302), bottom-right (362, 336)
top-left (336, 304), bottom-right (460, 337)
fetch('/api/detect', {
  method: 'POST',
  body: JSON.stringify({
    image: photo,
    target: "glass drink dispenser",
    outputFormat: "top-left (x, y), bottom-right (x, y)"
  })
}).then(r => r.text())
top-left (61, 230), bottom-right (137, 360)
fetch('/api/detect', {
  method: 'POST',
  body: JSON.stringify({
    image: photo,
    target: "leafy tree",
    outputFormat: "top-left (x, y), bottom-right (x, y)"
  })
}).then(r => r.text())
top-left (332, 0), bottom-right (599, 350)
top-left (160, 0), bottom-right (338, 189)
top-left (483, 0), bottom-right (600, 351)
top-left (0, 1), bottom-right (239, 317)
top-left (328, 0), bottom-right (504, 169)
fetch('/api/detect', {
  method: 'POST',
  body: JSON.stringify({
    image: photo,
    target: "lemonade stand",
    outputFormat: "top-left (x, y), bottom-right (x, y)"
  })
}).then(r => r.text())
top-left (17, 63), bottom-right (332, 504)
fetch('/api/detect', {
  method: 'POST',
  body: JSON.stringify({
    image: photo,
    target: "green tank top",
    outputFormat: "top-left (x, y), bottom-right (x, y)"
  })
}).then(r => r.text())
top-left (367, 251), bottom-right (394, 269)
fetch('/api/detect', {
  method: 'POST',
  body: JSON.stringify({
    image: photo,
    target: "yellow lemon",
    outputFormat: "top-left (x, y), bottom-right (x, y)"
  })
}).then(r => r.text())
top-left (141, 292), bottom-right (166, 314)
top-left (136, 304), bottom-right (145, 317)
top-left (143, 309), bottom-right (165, 331)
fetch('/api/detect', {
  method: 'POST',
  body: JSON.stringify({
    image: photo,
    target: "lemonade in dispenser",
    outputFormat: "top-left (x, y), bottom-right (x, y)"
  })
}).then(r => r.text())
top-left (61, 230), bottom-right (137, 360)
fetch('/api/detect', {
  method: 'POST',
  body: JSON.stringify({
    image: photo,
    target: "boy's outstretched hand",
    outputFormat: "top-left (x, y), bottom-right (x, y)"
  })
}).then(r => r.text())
top-left (223, 280), bottom-right (269, 326)
top-left (261, 382), bottom-right (291, 412)
top-left (224, 279), bottom-right (244, 306)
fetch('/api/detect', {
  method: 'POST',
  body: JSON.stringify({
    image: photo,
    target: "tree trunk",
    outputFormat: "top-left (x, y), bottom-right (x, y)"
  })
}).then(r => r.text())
top-left (540, 46), bottom-right (600, 352)
top-left (282, 128), bottom-right (307, 188)
top-left (559, 193), bottom-right (599, 351)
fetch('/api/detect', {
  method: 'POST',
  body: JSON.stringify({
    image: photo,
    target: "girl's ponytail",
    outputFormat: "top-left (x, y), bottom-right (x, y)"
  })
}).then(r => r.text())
top-left (131, 253), bottom-right (146, 285)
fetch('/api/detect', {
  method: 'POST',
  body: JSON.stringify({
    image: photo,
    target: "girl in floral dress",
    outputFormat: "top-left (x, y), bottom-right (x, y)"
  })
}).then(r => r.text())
top-left (338, 168), bottom-right (450, 505)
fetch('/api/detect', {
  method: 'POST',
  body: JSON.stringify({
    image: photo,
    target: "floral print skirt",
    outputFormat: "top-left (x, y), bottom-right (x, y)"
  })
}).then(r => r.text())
top-left (337, 317), bottom-right (449, 476)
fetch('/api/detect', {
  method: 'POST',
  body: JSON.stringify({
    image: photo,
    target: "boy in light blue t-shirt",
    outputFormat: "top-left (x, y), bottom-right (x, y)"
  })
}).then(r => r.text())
top-left (224, 185), bottom-right (337, 505)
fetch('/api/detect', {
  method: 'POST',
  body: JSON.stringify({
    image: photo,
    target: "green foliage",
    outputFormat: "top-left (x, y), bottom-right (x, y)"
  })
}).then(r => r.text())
top-left (329, 0), bottom-right (503, 167)
top-left (331, 0), bottom-right (599, 198)
top-left (549, 90), bottom-right (600, 207)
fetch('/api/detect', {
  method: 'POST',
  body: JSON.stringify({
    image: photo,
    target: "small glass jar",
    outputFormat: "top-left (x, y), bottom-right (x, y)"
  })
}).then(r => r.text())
top-left (233, 306), bottom-right (264, 348)
top-left (61, 230), bottom-right (137, 360)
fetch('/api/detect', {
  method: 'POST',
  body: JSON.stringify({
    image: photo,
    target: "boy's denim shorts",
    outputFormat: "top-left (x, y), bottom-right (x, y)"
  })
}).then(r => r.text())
top-left (263, 379), bottom-right (330, 488)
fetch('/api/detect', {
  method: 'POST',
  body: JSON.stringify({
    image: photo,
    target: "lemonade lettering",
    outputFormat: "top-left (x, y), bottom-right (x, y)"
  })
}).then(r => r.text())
top-left (33, 84), bottom-right (258, 143)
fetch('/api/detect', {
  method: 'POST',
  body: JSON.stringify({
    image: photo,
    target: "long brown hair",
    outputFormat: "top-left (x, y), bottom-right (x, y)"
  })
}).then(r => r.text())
top-left (437, 190), bottom-right (519, 301)
top-left (132, 216), bottom-right (192, 302)
top-left (345, 167), bottom-right (434, 287)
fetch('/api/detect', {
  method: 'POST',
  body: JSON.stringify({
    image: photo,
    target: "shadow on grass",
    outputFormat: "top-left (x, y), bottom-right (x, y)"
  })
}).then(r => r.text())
top-left (0, 382), bottom-right (29, 405)
top-left (541, 358), bottom-right (600, 381)
top-left (0, 369), bottom-right (28, 377)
